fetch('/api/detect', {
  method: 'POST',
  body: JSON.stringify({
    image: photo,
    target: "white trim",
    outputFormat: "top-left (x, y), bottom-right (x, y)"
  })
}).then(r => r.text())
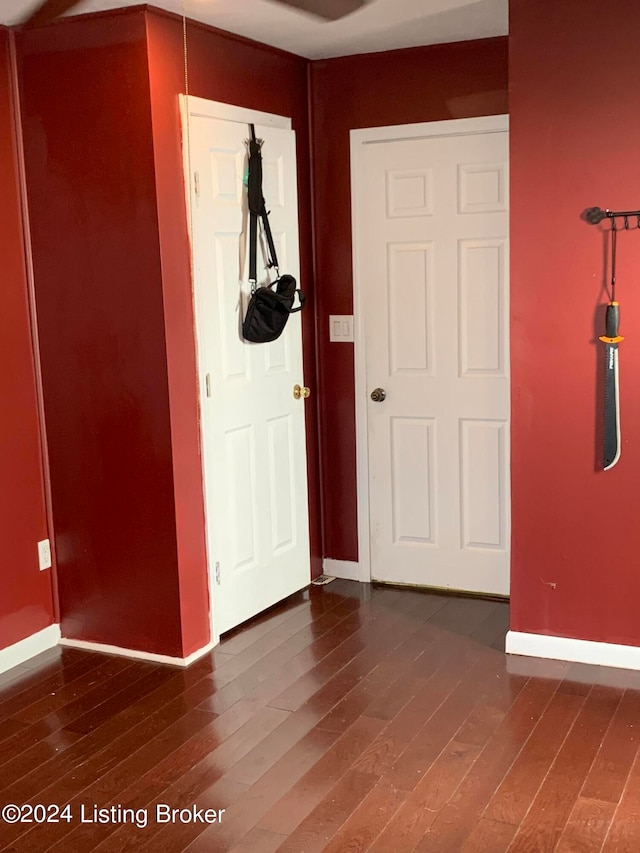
top-left (350, 114), bottom-right (509, 148)
top-left (506, 630), bottom-right (640, 671)
top-left (322, 558), bottom-right (365, 583)
top-left (59, 637), bottom-right (214, 668)
top-left (0, 625), bottom-right (60, 676)
top-left (181, 95), bottom-right (291, 130)
top-left (350, 130), bottom-right (371, 583)
top-left (350, 114), bottom-right (509, 583)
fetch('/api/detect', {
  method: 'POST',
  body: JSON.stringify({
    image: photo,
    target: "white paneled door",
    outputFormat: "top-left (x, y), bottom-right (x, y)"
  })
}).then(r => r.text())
top-left (187, 102), bottom-right (310, 637)
top-left (353, 117), bottom-right (510, 595)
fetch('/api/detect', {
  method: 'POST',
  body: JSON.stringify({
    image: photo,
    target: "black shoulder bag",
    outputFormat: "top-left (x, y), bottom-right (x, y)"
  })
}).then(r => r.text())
top-left (242, 124), bottom-right (305, 344)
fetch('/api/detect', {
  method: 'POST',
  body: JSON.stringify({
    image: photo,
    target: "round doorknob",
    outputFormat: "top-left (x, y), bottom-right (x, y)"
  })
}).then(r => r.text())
top-left (370, 388), bottom-right (386, 402)
top-left (293, 384), bottom-right (311, 399)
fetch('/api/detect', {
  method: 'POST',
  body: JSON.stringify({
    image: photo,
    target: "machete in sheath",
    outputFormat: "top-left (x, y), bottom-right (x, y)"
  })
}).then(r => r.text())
top-left (600, 222), bottom-right (623, 470)
top-left (600, 301), bottom-right (623, 470)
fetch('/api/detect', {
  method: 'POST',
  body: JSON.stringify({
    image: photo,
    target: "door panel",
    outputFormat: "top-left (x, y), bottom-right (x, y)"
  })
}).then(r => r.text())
top-left (358, 124), bottom-right (510, 595)
top-left (390, 416), bottom-right (436, 545)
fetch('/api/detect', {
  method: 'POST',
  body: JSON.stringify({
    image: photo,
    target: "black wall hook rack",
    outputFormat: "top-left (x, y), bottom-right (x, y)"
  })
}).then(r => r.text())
top-left (585, 206), bottom-right (640, 228)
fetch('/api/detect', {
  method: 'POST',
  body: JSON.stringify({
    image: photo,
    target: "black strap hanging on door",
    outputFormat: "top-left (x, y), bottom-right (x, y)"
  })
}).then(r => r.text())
top-left (247, 124), bottom-right (279, 291)
top-left (243, 124), bottom-right (306, 344)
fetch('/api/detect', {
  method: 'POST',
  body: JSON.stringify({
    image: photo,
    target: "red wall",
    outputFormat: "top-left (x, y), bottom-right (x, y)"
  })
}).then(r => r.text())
top-left (18, 11), bottom-right (205, 657)
top-left (0, 27), bottom-right (55, 651)
top-left (145, 9), bottom-right (323, 580)
top-left (510, 0), bottom-right (640, 645)
top-left (310, 39), bottom-right (509, 560)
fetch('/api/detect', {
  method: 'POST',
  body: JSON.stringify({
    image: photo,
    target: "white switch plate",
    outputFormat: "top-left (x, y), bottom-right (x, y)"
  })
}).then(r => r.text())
top-left (38, 539), bottom-right (52, 571)
top-left (329, 315), bottom-right (354, 342)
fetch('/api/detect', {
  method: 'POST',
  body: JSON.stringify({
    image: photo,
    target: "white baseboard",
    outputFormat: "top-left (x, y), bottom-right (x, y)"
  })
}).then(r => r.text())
top-left (322, 559), bottom-right (366, 583)
top-left (59, 637), bottom-right (214, 668)
top-left (506, 630), bottom-right (640, 671)
top-left (0, 624), bottom-right (61, 676)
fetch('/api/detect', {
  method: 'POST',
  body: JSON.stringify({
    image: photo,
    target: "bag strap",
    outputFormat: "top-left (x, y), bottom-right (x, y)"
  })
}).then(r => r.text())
top-left (248, 124), bottom-right (279, 292)
top-left (248, 125), bottom-right (259, 291)
top-left (289, 291), bottom-right (306, 313)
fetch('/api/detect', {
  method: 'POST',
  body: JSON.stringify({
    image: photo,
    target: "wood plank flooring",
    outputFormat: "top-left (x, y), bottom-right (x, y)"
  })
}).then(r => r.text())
top-left (0, 580), bottom-right (639, 851)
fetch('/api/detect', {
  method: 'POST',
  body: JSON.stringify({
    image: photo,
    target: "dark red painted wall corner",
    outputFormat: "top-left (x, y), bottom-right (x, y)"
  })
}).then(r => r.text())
top-left (18, 11), bottom-right (188, 657)
top-left (0, 27), bottom-right (55, 651)
top-left (310, 38), bottom-right (509, 561)
top-left (510, 0), bottom-right (640, 646)
top-left (145, 12), bottom-right (211, 653)
top-left (13, 5), bottom-right (325, 664)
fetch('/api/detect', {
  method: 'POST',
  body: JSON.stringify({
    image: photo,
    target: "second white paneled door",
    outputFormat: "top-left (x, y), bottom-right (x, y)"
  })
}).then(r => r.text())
top-left (353, 116), bottom-right (510, 595)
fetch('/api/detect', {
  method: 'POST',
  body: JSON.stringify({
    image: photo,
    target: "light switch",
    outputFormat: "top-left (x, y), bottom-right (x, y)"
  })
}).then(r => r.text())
top-left (329, 315), bottom-right (354, 342)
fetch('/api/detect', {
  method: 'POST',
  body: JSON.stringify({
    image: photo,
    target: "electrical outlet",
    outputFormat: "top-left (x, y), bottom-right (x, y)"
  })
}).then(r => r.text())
top-left (38, 539), bottom-right (52, 571)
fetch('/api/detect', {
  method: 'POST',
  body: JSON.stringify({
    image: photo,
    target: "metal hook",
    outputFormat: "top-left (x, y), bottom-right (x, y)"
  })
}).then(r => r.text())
top-left (586, 206), bottom-right (640, 226)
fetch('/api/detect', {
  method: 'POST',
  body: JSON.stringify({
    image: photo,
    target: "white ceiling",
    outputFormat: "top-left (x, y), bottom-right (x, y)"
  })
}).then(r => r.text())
top-left (3, 0), bottom-right (507, 59)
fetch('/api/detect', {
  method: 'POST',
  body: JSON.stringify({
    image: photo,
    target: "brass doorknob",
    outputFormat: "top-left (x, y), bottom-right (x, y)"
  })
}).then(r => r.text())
top-left (370, 388), bottom-right (386, 402)
top-left (293, 384), bottom-right (311, 399)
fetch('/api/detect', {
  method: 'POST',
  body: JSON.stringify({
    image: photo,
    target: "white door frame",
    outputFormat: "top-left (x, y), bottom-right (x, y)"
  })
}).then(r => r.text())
top-left (350, 114), bottom-right (510, 584)
top-left (180, 96), bottom-right (292, 646)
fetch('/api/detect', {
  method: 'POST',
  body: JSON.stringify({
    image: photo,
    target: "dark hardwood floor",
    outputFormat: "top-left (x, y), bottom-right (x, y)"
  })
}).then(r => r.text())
top-left (0, 580), bottom-right (639, 851)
